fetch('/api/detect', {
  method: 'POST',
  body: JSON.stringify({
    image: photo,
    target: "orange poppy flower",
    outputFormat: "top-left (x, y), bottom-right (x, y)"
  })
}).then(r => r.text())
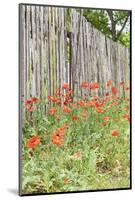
top-left (123, 114), bottom-right (130, 122)
top-left (62, 83), bottom-right (70, 90)
top-left (60, 124), bottom-right (69, 130)
top-left (111, 86), bottom-right (117, 96)
top-left (48, 96), bottom-right (58, 103)
top-left (96, 107), bottom-right (104, 113)
top-left (58, 130), bottom-right (64, 137)
top-left (52, 133), bottom-right (62, 145)
top-left (78, 100), bottom-right (86, 107)
top-left (53, 129), bottom-right (64, 137)
top-left (88, 101), bottom-right (95, 107)
top-left (57, 125), bottom-right (68, 136)
top-left (72, 115), bottom-right (78, 122)
top-left (48, 107), bottom-right (57, 115)
top-left (27, 135), bottom-right (40, 149)
top-left (111, 130), bottom-right (120, 136)
top-left (63, 106), bottom-right (71, 113)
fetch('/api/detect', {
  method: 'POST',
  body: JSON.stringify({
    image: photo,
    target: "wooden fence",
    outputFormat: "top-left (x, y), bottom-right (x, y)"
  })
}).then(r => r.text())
top-left (19, 5), bottom-right (130, 116)
top-left (70, 9), bottom-right (129, 98)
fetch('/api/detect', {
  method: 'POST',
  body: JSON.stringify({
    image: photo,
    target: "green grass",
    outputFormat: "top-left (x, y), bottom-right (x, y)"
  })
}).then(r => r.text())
top-left (21, 91), bottom-right (130, 194)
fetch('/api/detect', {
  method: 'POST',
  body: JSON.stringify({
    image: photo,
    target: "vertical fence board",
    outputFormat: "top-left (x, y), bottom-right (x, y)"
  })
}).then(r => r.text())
top-left (20, 6), bottom-right (130, 119)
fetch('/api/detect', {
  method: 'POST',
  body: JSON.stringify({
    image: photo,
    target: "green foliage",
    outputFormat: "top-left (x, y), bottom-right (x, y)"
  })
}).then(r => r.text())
top-left (82, 9), bottom-right (130, 47)
top-left (65, 8), bottom-right (130, 64)
top-left (119, 32), bottom-right (130, 48)
top-left (83, 10), bottom-right (111, 37)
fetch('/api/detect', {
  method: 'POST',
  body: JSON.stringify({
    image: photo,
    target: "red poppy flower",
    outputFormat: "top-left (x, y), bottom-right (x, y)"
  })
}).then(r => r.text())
top-left (56, 98), bottom-right (61, 106)
top-left (95, 100), bottom-right (105, 108)
top-left (106, 80), bottom-right (112, 87)
top-left (120, 81), bottom-right (124, 86)
top-left (48, 107), bottom-right (57, 115)
top-left (62, 83), bottom-right (70, 90)
top-left (56, 88), bottom-right (61, 96)
top-left (25, 102), bottom-right (33, 112)
top-left (64, 89), bottom-right (73, 97)
top-left (70, 103), bottom-right (77, 109)
top-left (89, 82), bottom-right (99, 89)
top-left (111, 130), bottom-right (120, 137)
top-left (63, 106), bottom-right (71, 113)
top-left (111, 86), bottom-right (117, 96)
top-left (64, 98), bottom-right (72, 105)
top-left (80, 81), bottom-right (89, 88)
top-left (105, 92), bottom-right (110, 96)
top-left (95, 102), bottom-right (101, 108)
top-left (31, 97), bottom-right (39, 103)
top-left (27, 136), bottom-right (40, 149)
top-left (27, 106), bottom-right (33, 112)
top-left (25, 99), bottom-right (33, 106)
top-left (126, 86), bottom-right (130, 91)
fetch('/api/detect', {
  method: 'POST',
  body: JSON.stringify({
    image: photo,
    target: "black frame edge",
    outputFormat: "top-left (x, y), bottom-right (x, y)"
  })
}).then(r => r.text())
top-left (18, 3), bottom-right (132, 196)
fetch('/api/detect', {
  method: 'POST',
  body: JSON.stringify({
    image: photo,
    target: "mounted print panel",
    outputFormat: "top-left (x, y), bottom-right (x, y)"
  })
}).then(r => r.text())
top-left (19, 3), bottom-right (131, 196)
